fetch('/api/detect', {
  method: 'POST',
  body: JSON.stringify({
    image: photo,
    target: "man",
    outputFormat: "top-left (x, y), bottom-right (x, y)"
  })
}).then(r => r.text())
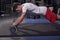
top-left (12, 3), bottom-right (60, 27)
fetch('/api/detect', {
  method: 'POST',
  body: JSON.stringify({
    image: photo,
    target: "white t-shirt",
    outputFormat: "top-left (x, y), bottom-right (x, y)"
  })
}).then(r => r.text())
top-left (22, 3), bottom-right (47, 15)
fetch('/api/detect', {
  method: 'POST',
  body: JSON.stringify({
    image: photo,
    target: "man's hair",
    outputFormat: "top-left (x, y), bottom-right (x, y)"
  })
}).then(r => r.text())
top-left (13, 3), bottom-right (21, 12)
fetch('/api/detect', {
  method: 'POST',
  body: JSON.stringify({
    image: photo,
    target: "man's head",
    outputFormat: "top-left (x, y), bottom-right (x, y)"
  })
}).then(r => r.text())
top-left (13, 3), bottom-right (22, 12)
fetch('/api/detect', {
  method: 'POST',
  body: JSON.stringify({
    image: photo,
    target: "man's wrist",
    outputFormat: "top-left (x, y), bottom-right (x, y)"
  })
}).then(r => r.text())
top-left (12, 23), bottom-right (16, 26)
top-left (12, 23), bottom-right (19, 27)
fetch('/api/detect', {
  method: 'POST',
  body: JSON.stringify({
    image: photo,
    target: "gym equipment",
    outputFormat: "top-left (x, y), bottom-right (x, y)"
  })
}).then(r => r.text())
top-left (9, 18), bottom-right (20, 35)
top-left (10, 26), bottom-right (17, 34)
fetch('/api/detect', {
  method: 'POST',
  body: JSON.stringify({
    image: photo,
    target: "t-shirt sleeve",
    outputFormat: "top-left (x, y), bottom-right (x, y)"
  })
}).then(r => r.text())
top-left (22, 5), bottom-right (28, 13)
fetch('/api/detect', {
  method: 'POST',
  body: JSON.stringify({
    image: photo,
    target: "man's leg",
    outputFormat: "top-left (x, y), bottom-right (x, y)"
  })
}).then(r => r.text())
top-left (45, 8), bottom-right (57, 23)
top-left (57, 15), bottom-right (60, 19)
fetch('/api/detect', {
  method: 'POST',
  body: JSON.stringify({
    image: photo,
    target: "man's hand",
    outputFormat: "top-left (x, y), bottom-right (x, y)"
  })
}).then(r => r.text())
top-left (12, 13), bottom-right (26, 26)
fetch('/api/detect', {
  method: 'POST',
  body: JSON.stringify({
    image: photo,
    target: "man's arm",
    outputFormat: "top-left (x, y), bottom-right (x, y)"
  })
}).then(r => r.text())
top-left (12, 13), bottom-right (26, 26)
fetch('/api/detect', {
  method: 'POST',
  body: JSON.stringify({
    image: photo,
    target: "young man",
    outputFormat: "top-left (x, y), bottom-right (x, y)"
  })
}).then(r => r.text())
top-left (12, 3), bottom-right (60, 27)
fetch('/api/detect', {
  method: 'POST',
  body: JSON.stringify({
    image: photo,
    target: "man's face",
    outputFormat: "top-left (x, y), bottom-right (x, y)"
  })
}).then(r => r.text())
top-left (16, 5), bottom-right (22, 13)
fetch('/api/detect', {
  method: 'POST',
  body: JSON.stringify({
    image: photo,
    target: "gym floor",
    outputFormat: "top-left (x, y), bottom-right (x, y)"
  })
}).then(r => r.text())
top-left (0, 16), bottom-right (60, 36)
top-left (0, 36), bottom-right (60, 40)
top-left (0, 16), bottom-right (60, 40)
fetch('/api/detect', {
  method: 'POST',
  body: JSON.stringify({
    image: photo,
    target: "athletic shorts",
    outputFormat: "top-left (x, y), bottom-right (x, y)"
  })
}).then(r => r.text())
top-left (45, 8), bottom-right (57, 23)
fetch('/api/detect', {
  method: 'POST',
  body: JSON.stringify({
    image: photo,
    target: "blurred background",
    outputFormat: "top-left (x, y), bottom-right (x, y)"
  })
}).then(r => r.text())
top-left (0, 0), bottom-right (60, 18)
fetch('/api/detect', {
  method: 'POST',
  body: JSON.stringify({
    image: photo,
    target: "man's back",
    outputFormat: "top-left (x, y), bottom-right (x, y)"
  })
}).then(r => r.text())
top-left (22, 3), bottom-right (47, 15)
